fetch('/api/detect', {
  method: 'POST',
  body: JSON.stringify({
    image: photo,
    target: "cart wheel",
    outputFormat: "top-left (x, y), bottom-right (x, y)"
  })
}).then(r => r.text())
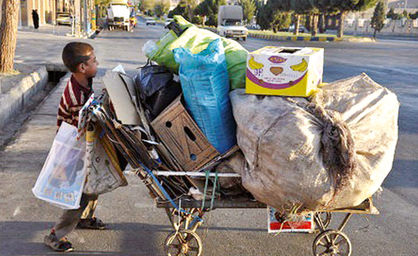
top-left (314, 212), bottom-right (332, 231)
top-left (313, 229), bottom-right (352, 256)
top-left (165, 230), bottom-right (202, 256)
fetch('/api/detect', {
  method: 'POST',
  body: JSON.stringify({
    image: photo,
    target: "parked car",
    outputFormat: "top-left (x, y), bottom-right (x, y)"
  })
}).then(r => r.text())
top-left (288, 25), bottom-right (308, 33)
top-left (56, 13), bottom-right (72, 26)
top-left (246, 24), bottom-right (260, 30)
top-left (146, 18), bottom-right (156, 26)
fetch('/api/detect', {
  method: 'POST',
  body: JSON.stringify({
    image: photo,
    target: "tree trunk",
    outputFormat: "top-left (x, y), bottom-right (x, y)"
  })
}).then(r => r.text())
top-left (0, 0), bottom-right (19, 73)
top-left (311, 14), bottom-right (318, 36)
top-left (305, 14), bottom-right (311, 32)
top-left (373, 29), bottom-right (377, 38)
top-left (337, 11), bottom-right (346, 38)
top-left (294, 15), bottom-right (300, 35)
top-left (319, 13), bottom-right (326, 33)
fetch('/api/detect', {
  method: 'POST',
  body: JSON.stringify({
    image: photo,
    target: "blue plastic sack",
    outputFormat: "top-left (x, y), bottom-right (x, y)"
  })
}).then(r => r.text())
top-left (173, 38), bottom-right (236, 154)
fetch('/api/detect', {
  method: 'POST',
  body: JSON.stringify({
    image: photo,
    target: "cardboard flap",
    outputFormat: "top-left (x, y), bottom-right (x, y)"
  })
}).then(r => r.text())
top-left (103, 71), bottom-right (141, 125)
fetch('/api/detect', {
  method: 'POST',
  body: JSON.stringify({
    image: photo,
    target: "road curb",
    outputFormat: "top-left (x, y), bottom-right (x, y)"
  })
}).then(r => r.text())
top-left (0, 63), bottom-right (68, 129)
top-left (247, 32), bottom-right (375, 42)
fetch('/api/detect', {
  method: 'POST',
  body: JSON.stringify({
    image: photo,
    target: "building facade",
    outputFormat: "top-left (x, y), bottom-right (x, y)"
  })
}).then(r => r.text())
top-left (19, 0), bottom-right (57, 27)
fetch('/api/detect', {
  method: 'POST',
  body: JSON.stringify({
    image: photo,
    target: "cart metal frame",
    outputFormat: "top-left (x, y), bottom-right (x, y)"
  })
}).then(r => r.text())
top-left (135, 161), bottom-right (379, 256)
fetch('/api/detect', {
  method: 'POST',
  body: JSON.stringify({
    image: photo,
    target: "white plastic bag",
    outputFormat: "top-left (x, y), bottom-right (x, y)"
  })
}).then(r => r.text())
top-left (32, 122), bottom-right (87, 209)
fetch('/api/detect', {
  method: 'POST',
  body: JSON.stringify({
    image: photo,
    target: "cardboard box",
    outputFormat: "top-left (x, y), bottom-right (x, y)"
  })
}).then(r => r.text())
top-left (267, 207), bottom-right (315, 233)
top-left (246, 46), bottom-right (324, 97)
top-left (151, 96), bottom-right (219, 171)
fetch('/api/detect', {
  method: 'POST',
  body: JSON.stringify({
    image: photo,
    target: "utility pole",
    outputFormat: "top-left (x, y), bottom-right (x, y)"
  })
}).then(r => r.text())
top-left (74, 0), bottom-right (81, 36)
top-left (83, 0), bottom-right (88, 36)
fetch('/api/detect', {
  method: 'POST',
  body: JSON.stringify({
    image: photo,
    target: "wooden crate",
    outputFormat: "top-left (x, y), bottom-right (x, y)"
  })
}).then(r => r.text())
top-left (151, 97), bottom-right (219, 171)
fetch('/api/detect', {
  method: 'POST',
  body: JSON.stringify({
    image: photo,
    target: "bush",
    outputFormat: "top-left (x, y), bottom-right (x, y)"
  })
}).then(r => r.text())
top-left (191, 16), bottom-right (203, 25)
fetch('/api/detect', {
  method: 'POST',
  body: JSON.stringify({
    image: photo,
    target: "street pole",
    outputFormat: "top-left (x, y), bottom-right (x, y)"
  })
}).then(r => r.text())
top-left (83, 0), bottom-right (88, 36)
top-left (74, 0), bottom-right (81, 36)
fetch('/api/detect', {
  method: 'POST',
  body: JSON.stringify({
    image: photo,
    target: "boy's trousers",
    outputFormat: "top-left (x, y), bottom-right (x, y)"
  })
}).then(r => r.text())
top-left (53, 147), bottom-right (128, 239)
top-left (54, 193), bottom-right (98, 239)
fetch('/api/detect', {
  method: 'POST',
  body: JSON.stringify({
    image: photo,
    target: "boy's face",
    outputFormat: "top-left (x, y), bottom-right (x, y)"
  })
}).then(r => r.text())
top-left (78, 52), bottom-right (99, 78)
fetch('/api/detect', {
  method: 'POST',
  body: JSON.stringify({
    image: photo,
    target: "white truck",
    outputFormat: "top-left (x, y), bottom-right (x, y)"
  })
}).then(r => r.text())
top-left (107, 0), bottom-right (131, 31)
top-left (218, 5), bottom-right (248, 41)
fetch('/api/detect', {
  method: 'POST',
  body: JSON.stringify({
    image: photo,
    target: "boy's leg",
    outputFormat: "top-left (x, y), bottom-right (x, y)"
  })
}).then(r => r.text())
top-left (77, 194), bottom-right (106, 229)
top-left (80, 195), bottom-right (98, 219)
top-left (53, 193), bottom-right (96, 239)
top-left (77, 147), bottom-right (127, 230)
top-left (44, 193), bottom-right (93, 252)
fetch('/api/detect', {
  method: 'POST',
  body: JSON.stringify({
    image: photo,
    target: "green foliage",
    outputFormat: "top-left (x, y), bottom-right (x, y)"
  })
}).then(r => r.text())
top-left (238, 0), bottom-right (256, 23)
top-left (154, 0), bottom-right (170, 18)
top-left (410, 11), bottom-right (418, 20)
top-left (191, 15), bottom-right (203, 25)
top-left (194, 0), bottom-right (226, 26)
top-left (371, 1), bottom-right (386, 37)
top-left (168, 1), bottom-right (186, 18)
top-left (402, 10), bottom-right (409, 19)
top-left (271, 11), bottom-right (292, 32)
top-left (139, 0), bottom-right (156, 13)
top-left (255, 0), bottom-right (273, 30)
top-left (255, 0), bottom-right (291, 31)
top-left (95, 0), bottom-right (111, 6)
top-left (387, 7), bottom-right (402, 20)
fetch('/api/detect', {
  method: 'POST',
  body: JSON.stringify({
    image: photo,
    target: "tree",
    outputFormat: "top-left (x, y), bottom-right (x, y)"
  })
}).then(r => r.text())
top-left (410, 11), bottom-right (418, 20)
top-left (154, 0), bottom-right (170, 17)
top-left (329, 0), bottom-right (378, 38)
top-left (238, 0), bottom-right (256, 24)
top-left (0, 0), bottom-right (20, 73)
top-left (139, 0), bottom-right (156, 14)
top-left (402, 10), bottom-right (409, 19)
top-left (95, 0), bottom-right (111, 18)
top-left (270, 0), bottom-right (319, 35)
top-left (168, 2), bottom-right (186, 18)
top-left (386, 7), bottom-right (395, 18)
top-left (255, 0), bottom-right (272, 30)
top-left (271, 11), bottom-right (292, 33)
top-left (194, 0), bottom-right (226, 26)
top-left (371, 1), bottom-right (386, 38)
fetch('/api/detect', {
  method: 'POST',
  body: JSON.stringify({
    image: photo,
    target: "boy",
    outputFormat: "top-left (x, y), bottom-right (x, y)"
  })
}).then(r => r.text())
top-left (44, 42), bottom-right (110, 252)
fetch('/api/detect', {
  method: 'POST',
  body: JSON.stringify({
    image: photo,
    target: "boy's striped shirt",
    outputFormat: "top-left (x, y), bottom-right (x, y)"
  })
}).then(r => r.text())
top-left (57, 76), bottom-right (93, 129)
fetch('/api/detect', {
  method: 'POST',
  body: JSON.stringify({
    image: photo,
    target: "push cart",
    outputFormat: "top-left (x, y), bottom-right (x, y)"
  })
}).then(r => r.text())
top-left (87, 88), bottom-right (380, 256)
top-left (150, 166), bottom-right (378, 256)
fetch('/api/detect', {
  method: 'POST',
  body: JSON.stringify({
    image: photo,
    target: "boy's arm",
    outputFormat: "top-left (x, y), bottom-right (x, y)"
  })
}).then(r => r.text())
top-left (57, 97), bottom-right (80, 128)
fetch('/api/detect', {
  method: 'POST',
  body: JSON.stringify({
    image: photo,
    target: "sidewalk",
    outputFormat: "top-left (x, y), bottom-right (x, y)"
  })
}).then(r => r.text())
top-left (18, 24), bottom-right (72, 37)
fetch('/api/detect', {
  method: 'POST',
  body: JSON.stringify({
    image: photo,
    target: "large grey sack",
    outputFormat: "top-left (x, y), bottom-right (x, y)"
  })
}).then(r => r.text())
top-left (230, 74), bottom-right (399, 212)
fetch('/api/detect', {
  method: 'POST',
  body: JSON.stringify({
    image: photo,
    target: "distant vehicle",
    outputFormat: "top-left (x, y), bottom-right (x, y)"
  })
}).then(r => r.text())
top-left (246, 24), bottom-right (260, 30)
top-left (107, 0), bottom-right (131, 31)
top-left (165, 18), bottom-right (173, 27)
top-left (146, 18), bottom-right (156, 26)
top-left (56, 13), bottom-right (72, 26)
top-left (288, 25), bottom-right (308, 33)
top-left (218, 5), bottom-right (248, 41)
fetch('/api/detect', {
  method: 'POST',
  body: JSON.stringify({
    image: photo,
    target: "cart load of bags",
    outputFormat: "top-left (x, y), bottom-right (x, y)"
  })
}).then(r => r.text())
top-left (34, 16), bottom-right (399, 215)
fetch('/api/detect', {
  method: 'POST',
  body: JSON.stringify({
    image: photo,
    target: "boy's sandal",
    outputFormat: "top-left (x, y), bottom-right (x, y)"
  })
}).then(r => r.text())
top-left (44, 234), bottom-right (74, 252)
top-left (77, 217), bottom-right (106, 230)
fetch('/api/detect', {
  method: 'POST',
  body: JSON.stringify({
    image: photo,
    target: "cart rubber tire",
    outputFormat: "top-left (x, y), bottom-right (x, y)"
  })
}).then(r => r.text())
top-left (313, 229), bottom-right (352, 256)
top-left (165, 230), bottom-right (202, 256)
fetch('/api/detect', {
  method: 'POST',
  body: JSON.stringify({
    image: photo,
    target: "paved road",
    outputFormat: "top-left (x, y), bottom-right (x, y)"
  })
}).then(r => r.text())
top-left (0, 20), bottom-right (417, 256)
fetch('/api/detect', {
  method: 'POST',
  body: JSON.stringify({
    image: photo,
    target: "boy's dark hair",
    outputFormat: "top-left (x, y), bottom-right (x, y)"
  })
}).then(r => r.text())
top-left (62, 42), bottom-right (94, 73)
